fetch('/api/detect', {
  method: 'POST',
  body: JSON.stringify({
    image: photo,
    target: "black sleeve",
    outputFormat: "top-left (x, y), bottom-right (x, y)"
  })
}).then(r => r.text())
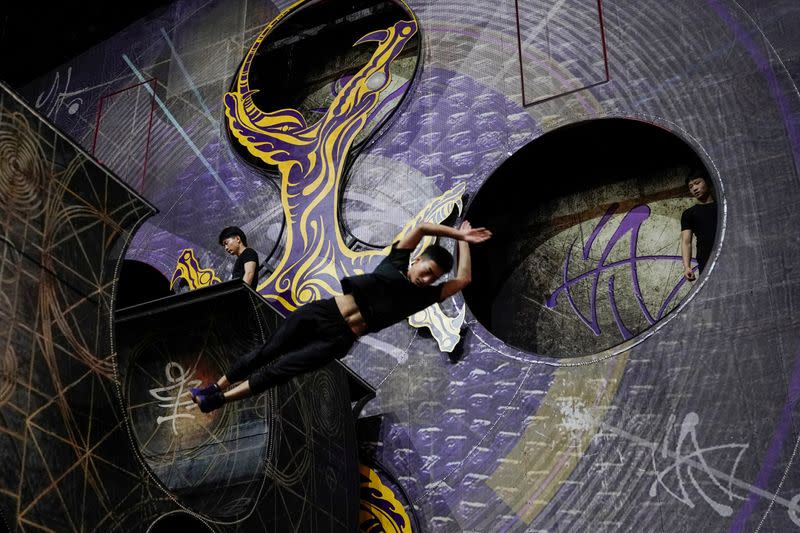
top-left (378, 241), bottom-right (411, 271)
top-left (680, 207), bottom-right (692, 232)
top-left (241, 247), bottom-right (259, 265)
top-left (431, 284), bottom-right (445, 304)
top-left (410, 284), bottom-right (445, 314)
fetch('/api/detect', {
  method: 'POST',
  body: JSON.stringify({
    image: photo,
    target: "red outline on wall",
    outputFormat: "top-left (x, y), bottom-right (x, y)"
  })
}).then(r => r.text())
top-left (515, 0), bottom-right (610, 107)
top-left (91, 78), bottom-right (157, 192)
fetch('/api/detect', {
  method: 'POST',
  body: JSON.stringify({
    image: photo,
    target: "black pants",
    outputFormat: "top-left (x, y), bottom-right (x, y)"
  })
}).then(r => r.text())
top-left (226, 298), bottom-right (356, 394)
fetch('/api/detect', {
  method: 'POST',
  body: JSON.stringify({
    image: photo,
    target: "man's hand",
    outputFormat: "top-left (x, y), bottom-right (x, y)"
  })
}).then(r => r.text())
top-left (459, 220), bottom-right (492, 243)
top-left (683, 265), bottom-right (696, 282)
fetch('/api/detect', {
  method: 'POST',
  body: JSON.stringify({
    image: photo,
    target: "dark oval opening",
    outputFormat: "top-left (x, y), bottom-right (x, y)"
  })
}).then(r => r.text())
top-left (464, 118), bottom-right (717, 358)
top-left (231, 0), bottom-right (420, 168)
top-left (116, 259), bottom-right (172, 309)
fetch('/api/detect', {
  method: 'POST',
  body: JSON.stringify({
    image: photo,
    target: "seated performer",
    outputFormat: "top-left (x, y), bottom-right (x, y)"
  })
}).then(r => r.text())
top-left (191, 221), bottom-right (492, 412)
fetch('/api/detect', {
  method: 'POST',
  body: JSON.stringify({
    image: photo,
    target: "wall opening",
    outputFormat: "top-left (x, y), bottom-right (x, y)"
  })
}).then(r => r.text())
top-left (116, 259), bottom-right (172, 309)
top-left (464, 118), bottom-right (717, 358)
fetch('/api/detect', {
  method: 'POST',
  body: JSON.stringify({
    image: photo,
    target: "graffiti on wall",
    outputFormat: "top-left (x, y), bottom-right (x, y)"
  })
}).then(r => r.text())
top-left (170, 248), bottom-right (222, 291)
top-left (148, 361), bottom-right (201, 435)
top-left (225, 6), bottom-right (464, 350)
top-left (34, 67), bottom-right (85, 120)
top-left (602, 412), bottom-right (800, 528)
top-left (546, 202), bottom-right (694, 341)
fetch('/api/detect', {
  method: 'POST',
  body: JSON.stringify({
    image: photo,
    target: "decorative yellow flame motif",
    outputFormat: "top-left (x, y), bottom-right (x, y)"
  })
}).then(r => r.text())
top-left (170, 248), bottom-right (221, 291)
top-left (224, 2), bottom-right (465, 350)
top-left (359, 464), bottom-right (412, 533)
top-left (409, 302), bottom-right (465, 352)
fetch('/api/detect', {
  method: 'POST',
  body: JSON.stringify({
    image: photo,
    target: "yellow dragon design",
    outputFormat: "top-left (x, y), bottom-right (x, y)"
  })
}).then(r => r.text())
top-left (224, 5), bottom-right (464, 350)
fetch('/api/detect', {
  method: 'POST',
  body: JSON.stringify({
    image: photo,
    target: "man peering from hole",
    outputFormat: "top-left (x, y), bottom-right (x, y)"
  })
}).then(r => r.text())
top-left (680, 171), bottom-right (717, 281)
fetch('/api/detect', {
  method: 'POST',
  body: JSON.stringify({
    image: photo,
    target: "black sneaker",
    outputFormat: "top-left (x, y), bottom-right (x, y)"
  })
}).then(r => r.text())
top-left (190, 383), bottom-right (220, 402)
top-left (197, 391), bottom-right (225, 413)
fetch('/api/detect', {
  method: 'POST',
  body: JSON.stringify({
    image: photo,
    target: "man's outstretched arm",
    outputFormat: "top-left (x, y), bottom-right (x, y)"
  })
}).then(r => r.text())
top-left (396, 221), bottom-right (491, 250)
top-left (439, 223), bottom-right (475, 301)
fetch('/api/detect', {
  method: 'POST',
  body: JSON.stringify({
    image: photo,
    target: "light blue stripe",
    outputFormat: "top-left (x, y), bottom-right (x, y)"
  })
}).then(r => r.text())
top-left (122, 54), bottom-right (235, 202)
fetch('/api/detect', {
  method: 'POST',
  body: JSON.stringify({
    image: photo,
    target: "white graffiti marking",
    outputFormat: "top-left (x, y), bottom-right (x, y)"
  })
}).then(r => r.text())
top-left (602, 414), bottom-right (800, 526)
top-left (649, 412), bottom-right (748, 516)
top-left (34, 68), bottom-right (85, 120)
top-left (148, 362), bottom-right (201, 435)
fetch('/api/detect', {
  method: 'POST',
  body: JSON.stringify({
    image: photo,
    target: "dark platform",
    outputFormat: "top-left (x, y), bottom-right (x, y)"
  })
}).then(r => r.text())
top-left (116, 280), bottom-right (370, 529)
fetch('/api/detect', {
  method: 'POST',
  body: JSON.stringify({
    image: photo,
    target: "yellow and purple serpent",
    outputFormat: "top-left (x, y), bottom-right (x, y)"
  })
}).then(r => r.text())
top-left (224, 10), bottom-right (464, 350)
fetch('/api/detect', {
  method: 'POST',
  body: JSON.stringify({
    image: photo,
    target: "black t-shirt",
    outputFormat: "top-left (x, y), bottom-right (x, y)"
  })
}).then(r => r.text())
top-left (340, 243), bottom-right (443, 333)
top-left (681, 202), bottom-right (717, 272)
top-left (232, 247), bottom-right (259, 288)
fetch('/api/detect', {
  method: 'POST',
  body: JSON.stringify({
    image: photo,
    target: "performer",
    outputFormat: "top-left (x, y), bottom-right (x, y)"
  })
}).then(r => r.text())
top-left (192, 221), bottom-right (491, 412)
top-left (219, 226), bottom-right (259, 288)
top-left (680, 172), bottom-right (717, 281)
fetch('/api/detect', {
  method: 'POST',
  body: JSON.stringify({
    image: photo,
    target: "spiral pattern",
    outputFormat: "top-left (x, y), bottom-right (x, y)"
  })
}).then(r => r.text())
top-left (0, 329), bottom-right (16, 407)
top-left (263, 383), bottom-right (314, 486)
top-left (310, 370), bottom-right (343, 438)
top-left (0, 112), bottom-right (45, 216)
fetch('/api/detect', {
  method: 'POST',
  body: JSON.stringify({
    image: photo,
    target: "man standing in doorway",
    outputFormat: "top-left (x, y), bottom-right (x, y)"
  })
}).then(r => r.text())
top-left (681, 172), bottom-right (717, 281)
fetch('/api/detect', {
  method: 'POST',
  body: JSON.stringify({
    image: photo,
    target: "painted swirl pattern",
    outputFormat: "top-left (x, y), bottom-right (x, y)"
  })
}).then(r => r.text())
top-left (225, 10), bottom-right (465, 350)
top-left (170, 248), bottom-right (222, 290)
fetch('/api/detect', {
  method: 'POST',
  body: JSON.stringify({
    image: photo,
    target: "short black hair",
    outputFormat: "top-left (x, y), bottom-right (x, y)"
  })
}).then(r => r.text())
top-left (218, 226), bottom-right (247, 246)
top-left (421, 244), bottom-right (454, 273)
top-left (684, 168), bottom-right (709, 186)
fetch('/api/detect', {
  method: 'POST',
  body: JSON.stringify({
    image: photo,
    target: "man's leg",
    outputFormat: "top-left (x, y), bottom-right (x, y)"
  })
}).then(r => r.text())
top-left (192, 303), bottom-right (315, 403)
top-left (219, 302), bottom-right (315, 386)
top-left (197, 337), bottom-right (352, 412)
top-left (195, 298), bottom-right (354, 411)
top-left (245, 336), bottom-right (353, 395)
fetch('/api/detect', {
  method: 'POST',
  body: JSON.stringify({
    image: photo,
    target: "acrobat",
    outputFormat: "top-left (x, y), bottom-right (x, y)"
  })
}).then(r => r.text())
top-left (191, 221), bottom-right (491, 412)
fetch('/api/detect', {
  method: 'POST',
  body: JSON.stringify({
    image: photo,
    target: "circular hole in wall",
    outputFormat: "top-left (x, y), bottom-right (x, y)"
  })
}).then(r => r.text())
top-left (464, 118), bottom-right (719, 358)
top-left (116, 259), bottom-right (172, 309)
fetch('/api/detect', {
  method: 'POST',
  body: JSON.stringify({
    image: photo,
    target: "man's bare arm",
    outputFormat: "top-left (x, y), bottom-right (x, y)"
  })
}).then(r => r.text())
top-left (396, 221), bottom-right (491, 250)
top-left (681, 229), bottom-right (695, 281)
top-left (243, 261), bottom-right (257, 286)
top-left (440, 235), bottom-right (472, 301)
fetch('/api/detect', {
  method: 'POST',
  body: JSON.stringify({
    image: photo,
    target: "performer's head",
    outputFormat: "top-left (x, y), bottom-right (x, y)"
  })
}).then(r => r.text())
top-left (408, 245), bottom-right (454, 287)
top-left (218, 226), bottom-right (248, 255)
top-left (685, 171), bottom-right (714, 203)
top-left (685, 168), bottom-right (714, 203)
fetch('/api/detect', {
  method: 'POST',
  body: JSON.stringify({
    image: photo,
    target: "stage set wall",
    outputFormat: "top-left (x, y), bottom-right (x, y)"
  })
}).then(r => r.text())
top-left (7, 0), bottom-right (800, 531)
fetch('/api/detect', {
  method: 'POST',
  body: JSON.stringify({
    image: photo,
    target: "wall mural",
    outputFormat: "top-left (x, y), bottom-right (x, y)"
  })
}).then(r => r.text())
top-left (0, 83), bottom-right (159, 530)
top-left (225, 0), bottom-right (466, 351)
top-left (359, 464), bottom-right (413, 533)
top-left (8, 0), bottom-right (800, 531)
top-left (545, 202), bottom-right (694, 342)
top-left (463, 118), bottom-right (706, 358)
top-left (115, 284), bottom-right (360, 528)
